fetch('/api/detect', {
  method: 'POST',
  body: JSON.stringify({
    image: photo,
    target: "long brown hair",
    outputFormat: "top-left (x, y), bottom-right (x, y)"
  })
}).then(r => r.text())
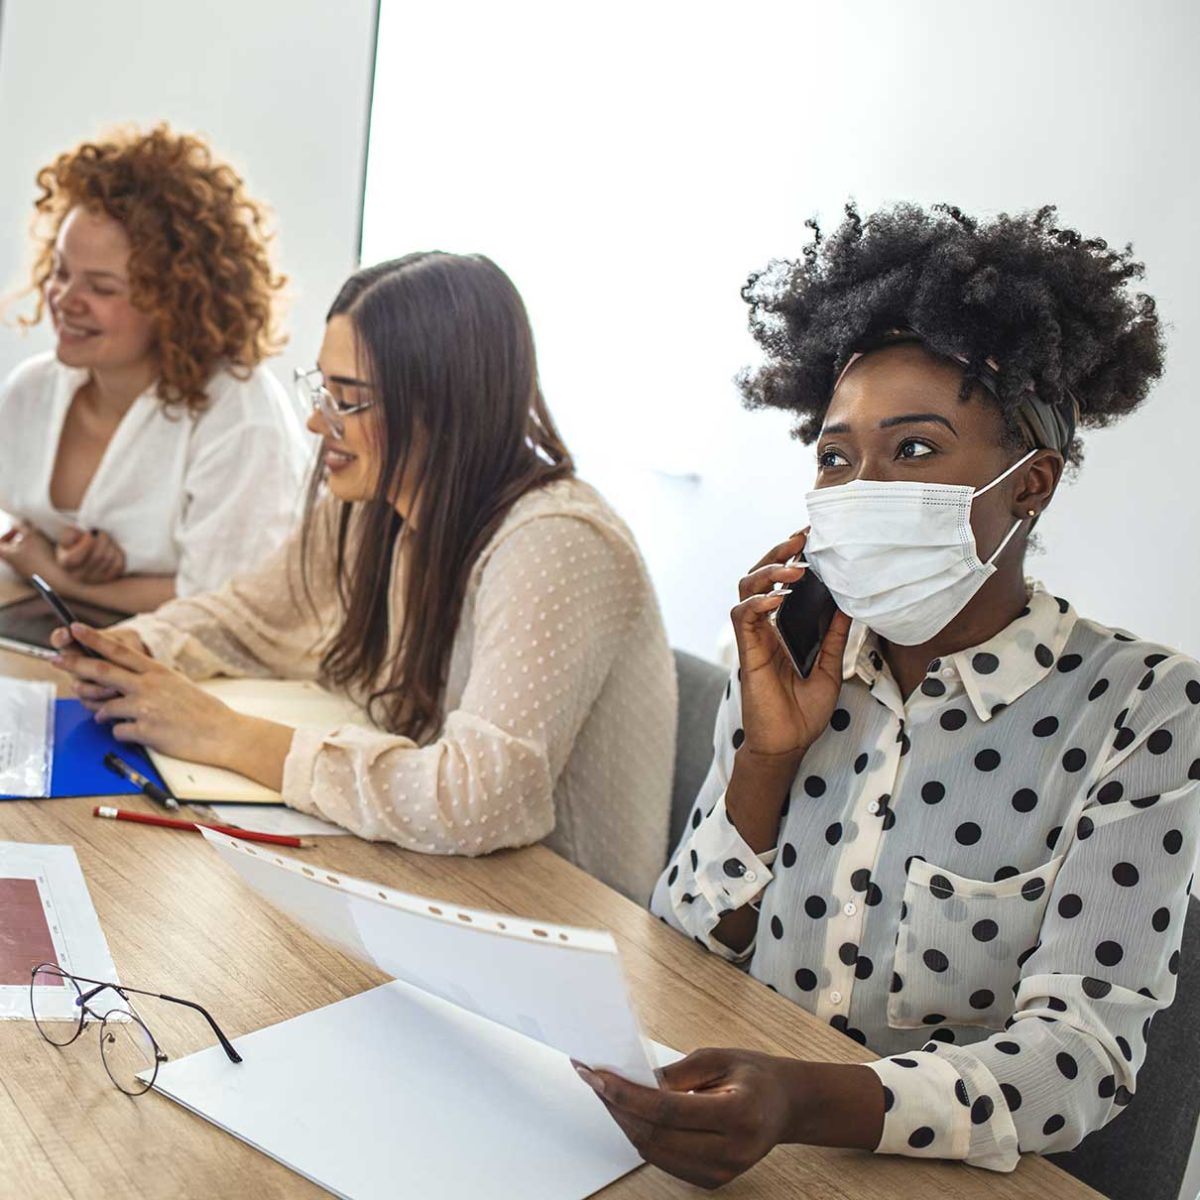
top-left (303, 253), bottom-right (574, 740)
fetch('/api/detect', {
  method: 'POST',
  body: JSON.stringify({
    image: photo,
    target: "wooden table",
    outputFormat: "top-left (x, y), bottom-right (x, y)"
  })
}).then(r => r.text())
top-left (0, 649), bottom-right (1100, 1199)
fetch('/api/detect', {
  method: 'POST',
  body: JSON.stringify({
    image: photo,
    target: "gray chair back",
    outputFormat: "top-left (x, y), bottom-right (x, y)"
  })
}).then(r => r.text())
top-left (669, 650), bottom-right (728, 851)
top-left (1048, 895), bottom-right (1200, 1200)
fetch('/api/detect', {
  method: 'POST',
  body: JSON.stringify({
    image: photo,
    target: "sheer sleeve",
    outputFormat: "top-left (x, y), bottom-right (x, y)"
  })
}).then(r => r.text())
top-left (124, 498), bottom-right (338, 681)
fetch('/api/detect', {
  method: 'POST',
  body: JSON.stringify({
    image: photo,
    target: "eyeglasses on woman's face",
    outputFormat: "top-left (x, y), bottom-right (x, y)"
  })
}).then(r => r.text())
top-left (294, 366), bottom-right (376, 440)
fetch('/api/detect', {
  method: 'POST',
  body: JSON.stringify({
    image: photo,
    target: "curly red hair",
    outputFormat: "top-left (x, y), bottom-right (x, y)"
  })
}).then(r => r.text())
top-left (22, 124), bottom-right (286, 412)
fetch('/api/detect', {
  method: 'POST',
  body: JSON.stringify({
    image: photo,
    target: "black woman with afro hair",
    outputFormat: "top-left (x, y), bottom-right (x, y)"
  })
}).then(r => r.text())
top-left (576, 203), bottom-right (1199, 1187)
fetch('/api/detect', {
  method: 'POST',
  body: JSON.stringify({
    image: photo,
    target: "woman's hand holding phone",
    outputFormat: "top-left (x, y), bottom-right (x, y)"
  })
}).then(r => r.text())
top-left (49, 624), bottom-right (149, 704)
top-left (725, 530), bottom-right (851, 852)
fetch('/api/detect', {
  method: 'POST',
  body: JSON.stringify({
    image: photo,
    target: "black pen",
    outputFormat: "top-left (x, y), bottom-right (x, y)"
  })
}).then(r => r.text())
top-left (103, 753), bottom-right (179, 811)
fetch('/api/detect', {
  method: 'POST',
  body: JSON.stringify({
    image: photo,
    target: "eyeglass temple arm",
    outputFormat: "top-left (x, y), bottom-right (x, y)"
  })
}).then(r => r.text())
top-left (158, 993), bottom-right (243, 1064)
top-left (71, 979), bottom-right (242, 1065)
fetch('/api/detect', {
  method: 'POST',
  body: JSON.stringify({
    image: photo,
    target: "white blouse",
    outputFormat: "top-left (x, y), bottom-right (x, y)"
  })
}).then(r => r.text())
top-left (0, 353), bottom-right (311, 596)
top-left (125, 478), bottom-right (678, 901)
top-left (653, 583), bottom-right (1198, 1172)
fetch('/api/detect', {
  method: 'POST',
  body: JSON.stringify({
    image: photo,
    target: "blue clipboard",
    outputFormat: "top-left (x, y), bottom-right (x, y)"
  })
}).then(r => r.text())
top-left (0, 699), bottom-right (169, 800)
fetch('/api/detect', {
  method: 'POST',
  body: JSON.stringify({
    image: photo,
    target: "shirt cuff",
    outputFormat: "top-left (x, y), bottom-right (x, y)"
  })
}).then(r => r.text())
top-left (868, 1051), bottom-right (1018, 1172)
top-left (868, 1053), bottom-right (972, 1164)
top-left (280, 723), bottom-right (329, 816)
top-left (691, 794), bottom-right (774, 913)
top-left (662, 795), bottom-right (775, 962)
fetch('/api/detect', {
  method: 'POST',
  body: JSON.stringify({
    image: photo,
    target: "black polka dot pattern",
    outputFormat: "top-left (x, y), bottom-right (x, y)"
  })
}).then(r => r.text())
top-left (1010, 788), bottom-right (1038, 814)
top-left (652, 586), bottom-right (1200, 1173)
top-left (922, 781), bottom-right (946, 804)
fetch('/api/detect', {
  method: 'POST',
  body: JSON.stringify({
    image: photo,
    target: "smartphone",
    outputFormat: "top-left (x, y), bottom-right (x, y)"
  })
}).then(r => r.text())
top-left (770, 560), bottom-right (839, 678)
top-left (29, 574), bottom-right (104, 659)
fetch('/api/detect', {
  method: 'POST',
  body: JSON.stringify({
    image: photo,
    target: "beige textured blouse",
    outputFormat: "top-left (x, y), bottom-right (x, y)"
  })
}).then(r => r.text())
top-left (127, 477), bottom-right (677, 901)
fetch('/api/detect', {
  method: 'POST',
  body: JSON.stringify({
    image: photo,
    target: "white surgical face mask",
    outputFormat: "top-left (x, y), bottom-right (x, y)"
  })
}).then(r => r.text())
top-left (802, 449), bottom-right (1037, 646)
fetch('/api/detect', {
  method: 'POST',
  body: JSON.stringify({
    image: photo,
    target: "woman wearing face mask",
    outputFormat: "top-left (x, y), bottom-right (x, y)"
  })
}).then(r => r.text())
top-left (51, 253), bottom-right (676, 901)
top-left (0, 125), bottom-right (308, 610)
top-left (576, 204), bottom-right (1198, 1184)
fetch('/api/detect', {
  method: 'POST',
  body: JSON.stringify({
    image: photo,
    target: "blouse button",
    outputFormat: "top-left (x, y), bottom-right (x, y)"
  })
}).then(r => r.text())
top-left (830, 990), bottom-right (843, 1004)
top-left (744, 871), bottom-right (757, 884)
top-left (867, 800), bottom-right (880, 814)
top-left (843, 901), bottom-right (857, 916)
top-left (941, 667), bottom-right (954, 679)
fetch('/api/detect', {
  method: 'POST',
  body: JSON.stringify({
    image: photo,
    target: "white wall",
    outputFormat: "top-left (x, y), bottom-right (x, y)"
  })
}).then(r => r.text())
top-left (362, 0), bottom-right (1200, 668)
top-left (0, 0), bottom-right (378, 395)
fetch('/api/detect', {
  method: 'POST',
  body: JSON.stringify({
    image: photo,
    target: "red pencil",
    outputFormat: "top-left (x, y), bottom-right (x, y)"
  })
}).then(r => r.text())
top-left (93, 805), bottom-right (314, 849)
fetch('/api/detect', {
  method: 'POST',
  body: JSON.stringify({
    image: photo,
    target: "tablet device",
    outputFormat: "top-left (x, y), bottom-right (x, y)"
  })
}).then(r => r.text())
top-left (0, 592), bottom-right (128, 660)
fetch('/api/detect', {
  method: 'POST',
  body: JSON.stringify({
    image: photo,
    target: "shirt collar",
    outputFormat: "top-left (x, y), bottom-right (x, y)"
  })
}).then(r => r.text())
top-left (842, 581), bottom-right (1078, 721)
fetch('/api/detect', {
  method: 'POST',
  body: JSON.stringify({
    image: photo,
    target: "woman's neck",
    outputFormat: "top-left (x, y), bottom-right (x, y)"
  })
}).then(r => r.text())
top-left (880, 565), bottom-right (1030, 702)
top-left (84, 357), bottom-right (159, 421)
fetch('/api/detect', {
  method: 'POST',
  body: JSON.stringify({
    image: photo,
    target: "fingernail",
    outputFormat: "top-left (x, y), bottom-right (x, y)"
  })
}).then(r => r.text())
top-left (49, 655), bottom-right (64, 667)
top-left (772, 587), bottom-right (793, 596)
top-left (574, 1065), bottom-right (605, 1094)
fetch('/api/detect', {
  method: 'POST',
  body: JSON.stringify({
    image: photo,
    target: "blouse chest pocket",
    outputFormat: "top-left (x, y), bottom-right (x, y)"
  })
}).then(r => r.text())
top-left (888, 854), bottom-right (1065, 1033)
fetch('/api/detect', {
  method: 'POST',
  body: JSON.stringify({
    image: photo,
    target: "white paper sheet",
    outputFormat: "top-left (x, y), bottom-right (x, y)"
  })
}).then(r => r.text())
top-left (200, 828), bottom-right (656, 1085)
top-left (205, 806), bottom-right (351, 837)
top-left (0, 678), bottom-right (54, 797)
top-left (0, 842), bottom-right (120, 1020)
top-left (149, 980), bottom-right (680, 1200)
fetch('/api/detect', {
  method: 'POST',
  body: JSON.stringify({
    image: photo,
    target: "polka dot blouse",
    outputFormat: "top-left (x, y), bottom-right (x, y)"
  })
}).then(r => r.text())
top-left (126, 478), bottom-right (678, 901)
top-left (652, 583), bottom-right (1198, 1171)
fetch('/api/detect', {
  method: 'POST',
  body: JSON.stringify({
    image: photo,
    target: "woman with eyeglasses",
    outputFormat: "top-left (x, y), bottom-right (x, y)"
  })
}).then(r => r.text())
top-left (51, 253), bottom-right (676, 900)
top-left (0, 126), bottom-right (308, 611)
top-left (575, 204), bottom-right (1199, 1186)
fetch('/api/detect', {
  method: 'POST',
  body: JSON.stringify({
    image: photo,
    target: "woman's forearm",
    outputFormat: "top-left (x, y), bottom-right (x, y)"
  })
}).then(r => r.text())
top-left (215, 713), bottom-right (295, 791)
top-left (53, 569), bottom-right (176, 614)
top-left (784, 1061), bottom-right (886, 1151)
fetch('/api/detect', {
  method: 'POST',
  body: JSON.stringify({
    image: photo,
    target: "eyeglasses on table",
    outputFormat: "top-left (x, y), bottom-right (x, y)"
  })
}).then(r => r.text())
top-left (29, 962), bottom-right (242, 1096)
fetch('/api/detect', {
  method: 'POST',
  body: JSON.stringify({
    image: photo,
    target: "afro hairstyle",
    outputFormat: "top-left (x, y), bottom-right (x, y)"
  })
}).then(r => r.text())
top-left (738, 202), bottom-right (1165, 466)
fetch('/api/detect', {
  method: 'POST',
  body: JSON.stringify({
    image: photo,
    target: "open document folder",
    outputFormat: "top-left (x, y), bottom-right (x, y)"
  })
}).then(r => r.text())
top-left (147, 830), bottom-right (675, 1200)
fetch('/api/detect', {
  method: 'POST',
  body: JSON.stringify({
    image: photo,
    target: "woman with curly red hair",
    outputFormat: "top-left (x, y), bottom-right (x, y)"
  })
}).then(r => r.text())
top-left (0, 125), bottom-right (309, 611)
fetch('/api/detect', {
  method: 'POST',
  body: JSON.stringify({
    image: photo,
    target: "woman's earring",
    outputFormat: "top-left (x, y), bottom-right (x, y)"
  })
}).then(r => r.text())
top-left (1027, 510), bottom-right (1036, 517)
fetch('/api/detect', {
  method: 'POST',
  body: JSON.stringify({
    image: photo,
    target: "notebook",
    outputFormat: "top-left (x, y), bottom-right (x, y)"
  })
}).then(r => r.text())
top-left (148, 678), bottom-right (369, 805)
